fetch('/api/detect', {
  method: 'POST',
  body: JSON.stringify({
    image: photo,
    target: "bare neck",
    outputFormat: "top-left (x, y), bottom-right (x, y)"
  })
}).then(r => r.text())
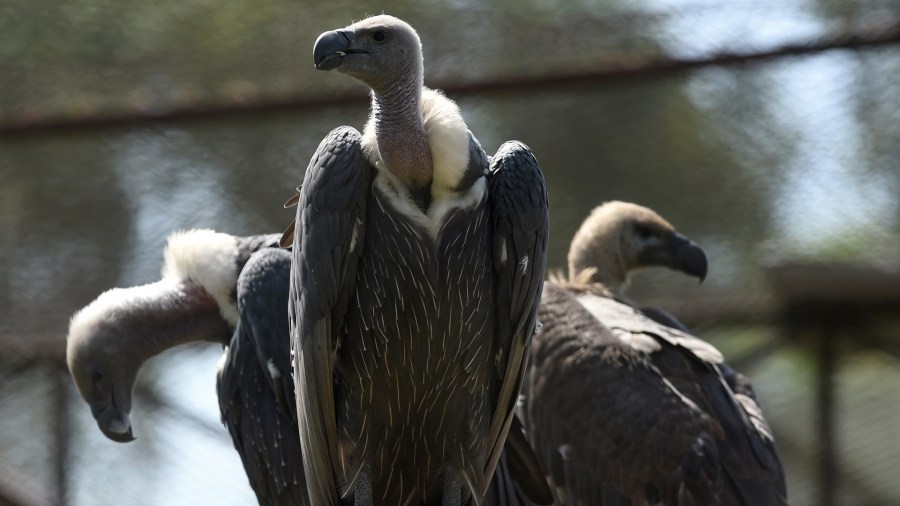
top-left (568, 248), bottom-right (629, 298)
top-left (106, 279), bottom-right (232, 365)
top-left (370, 75), bottom-right (433, 203)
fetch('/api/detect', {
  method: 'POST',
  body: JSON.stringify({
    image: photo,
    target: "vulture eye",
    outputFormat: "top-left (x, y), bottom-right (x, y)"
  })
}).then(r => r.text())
top-left (91, 369), bottom-right (104, 383)
top-left (372, 30), bottom-right (387, 43)
top-left (634, 224), bottom-right (655, 240)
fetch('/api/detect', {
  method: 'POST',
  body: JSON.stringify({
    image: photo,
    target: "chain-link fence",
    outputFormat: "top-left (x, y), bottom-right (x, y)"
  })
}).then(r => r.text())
top-left (2, 0), bottom-right (899, 504)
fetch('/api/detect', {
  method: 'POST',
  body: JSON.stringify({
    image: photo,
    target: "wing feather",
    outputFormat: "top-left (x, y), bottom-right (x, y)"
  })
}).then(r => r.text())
top-left (290, 126), bottom-right (371, 506)
top-left (482, 141), bottom-right (549, 495)
top-left (641, 307), bottom-right (787, 504)
top-left (218, 247), bottom-right (308, 505)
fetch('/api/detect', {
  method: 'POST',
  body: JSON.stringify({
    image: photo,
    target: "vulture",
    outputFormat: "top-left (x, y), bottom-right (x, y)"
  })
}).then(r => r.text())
top-left (66, 229), bottom-right (547, 506)
top-left (66, 230), bottom-right (308, 506)
top-left (523, 201), bottom-right (787, 505)
top-left (289, 14), bottom-right (550, 506)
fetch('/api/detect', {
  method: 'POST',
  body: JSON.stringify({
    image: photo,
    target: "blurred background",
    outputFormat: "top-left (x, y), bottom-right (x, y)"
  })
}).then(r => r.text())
top-left (2, 0), bottom-right (899, 504)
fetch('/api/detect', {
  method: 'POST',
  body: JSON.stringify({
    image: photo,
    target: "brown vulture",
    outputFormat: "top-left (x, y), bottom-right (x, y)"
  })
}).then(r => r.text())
top-left (522, 201), bottom-right (788, 505)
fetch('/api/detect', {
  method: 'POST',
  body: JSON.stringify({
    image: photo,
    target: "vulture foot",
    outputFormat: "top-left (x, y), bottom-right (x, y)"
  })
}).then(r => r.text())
top-left (354, 472), bottom-right (373, 506)
top-left (442, 466), bottom-right (461, 506)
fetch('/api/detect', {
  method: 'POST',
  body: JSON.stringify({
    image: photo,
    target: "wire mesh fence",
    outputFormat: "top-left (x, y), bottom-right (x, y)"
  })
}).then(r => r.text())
top-left (2, 0), bottom-right (899, 504)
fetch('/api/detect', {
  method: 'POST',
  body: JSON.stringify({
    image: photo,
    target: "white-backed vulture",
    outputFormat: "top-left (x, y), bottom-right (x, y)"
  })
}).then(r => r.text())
top-left (291, 15), bottom-right (550, 505)
top-left (523, 201), bottom-right (787, 505)
top-left (66, 230), bottom-right (307, 505)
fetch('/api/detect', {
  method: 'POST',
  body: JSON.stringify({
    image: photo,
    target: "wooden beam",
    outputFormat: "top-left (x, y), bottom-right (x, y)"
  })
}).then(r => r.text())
top-left (768, 262), bottom-right (900, 308)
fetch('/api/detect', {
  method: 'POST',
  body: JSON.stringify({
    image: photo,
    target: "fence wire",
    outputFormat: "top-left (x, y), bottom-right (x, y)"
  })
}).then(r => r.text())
top-left (2, 1), bottom-right (899, 505)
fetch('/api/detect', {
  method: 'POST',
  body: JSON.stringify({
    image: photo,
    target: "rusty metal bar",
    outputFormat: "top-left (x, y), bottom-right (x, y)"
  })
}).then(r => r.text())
top-left (816, 325), bottom-right (838, 506)
top-left (725, 337), bottom-right (789, 373)
top-left (2, 21), bottom-right (899, 136)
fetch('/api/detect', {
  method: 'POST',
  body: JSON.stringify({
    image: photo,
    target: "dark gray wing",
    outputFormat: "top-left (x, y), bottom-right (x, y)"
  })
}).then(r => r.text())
top-left (224, 233), bottom-right (283, 313)
top-left (641, 306), bottom-right (788, 504)
top-left (234, 236), bottom-right (296, 419)
top-left (687, 362), bottom-right (787, 505)
top-left (217, 248), bottom-right (308, 506)
top-left (234, 234), bottom-right (283, 265)
top-left (527, 283), bottom-right (728, 505)
top-left (482, 141), bottom-right (550, 496)
top-left (290, 126), bottom-right (371, 506)
top-left (485, 447), bottom-right (542, 506)
top-left (501, 417), bottom-right (553, 504)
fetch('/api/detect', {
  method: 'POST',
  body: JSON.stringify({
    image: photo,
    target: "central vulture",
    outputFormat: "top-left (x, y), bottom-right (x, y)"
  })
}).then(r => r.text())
top-left (523, 201), bottom-right (787, 505)
top-left (289, 14), bottom-right (549, 506)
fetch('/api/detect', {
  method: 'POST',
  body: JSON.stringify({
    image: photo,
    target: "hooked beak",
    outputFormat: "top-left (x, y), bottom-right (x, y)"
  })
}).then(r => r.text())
top-left (670, 232), bottom-right (708, 282)
top-left (636, 232), bottom-right (708, 282)
top-left (313, 29), bottom-right (358, 71)
top-left (92, 402), bottom-right (135, 443)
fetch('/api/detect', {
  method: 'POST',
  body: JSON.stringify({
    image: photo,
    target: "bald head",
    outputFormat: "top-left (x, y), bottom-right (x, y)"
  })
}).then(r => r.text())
top-left (67, 288), bottom-right (142, 443)
top-left (567, 201), bottom-right (707, 295)
top-left (313, 15), bottom-right (424, 94)
top-left (65, 229), bottom-right (265, 443)
top-left (67, 279), bottom-right (231, 442)
top-left (313, 14), bottom-right (440, 206)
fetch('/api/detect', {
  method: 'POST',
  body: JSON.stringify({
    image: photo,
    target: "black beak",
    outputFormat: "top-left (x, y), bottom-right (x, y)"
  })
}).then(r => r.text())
top-left (99, 416), bottom-right (135, 443)
top-left (92, 402), bottom-right (135, 443)
top-left (313, 29), bottom-right (354, 70)
top-left (671, 232), bottom-right (708, 282)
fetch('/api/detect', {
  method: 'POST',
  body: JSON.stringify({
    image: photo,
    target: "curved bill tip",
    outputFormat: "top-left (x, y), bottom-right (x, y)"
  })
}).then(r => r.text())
top-left (313, 30), bottom-right (350, 71)
top-left (676, 237), bottom-right (708, 283)
top-left (100, 415), bottom-right (135, 443)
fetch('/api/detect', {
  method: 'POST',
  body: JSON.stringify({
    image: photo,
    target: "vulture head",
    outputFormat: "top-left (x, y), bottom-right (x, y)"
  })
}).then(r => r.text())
top-left (313, 14), bottom-right (440, 207)
top-left (67, 292), bottom-right (145, 443)
top-left (313, 15), bottom-right (423, 93)
top-left (567, 201), bottom-right (707, 295)
top-left (66, 230), bottom-right (243, 443)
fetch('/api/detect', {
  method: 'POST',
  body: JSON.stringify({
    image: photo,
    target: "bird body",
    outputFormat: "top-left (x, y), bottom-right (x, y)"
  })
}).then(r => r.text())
top-left (67, 230), bottom-right (307, 505)
top-left (338, 143), bottom-right (495, 501)
top-left (217, 247), bottom-right (308, 506)
top-left (68, 228), bottom-right (547, 506)
top-left (523, 202), bottom-right (787, 506)
top-left (293, 15), bottom-right (549, 505)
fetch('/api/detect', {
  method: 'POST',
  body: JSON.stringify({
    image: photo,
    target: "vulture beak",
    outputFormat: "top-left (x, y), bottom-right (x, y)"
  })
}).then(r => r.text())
top-left (670, 232), bottom-right (708, 283)
top-left (100, 415), bottom-right (134, 443)
top-left (313, 29), bottom-right (357, 70)
top-left (636, 232), bottom-right (708, 283)
top-left (91, 401), bottom-right (135, 443)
